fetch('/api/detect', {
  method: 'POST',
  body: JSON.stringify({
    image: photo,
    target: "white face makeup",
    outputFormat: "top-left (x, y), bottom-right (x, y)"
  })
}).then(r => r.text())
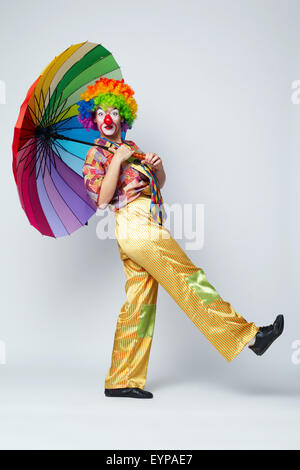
top-left (94, 106), bottom-right (123, 138)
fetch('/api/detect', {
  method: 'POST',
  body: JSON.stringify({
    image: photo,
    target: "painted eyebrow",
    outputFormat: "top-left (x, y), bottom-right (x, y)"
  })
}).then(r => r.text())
top-left (97, 107), bottom-right (119, 111)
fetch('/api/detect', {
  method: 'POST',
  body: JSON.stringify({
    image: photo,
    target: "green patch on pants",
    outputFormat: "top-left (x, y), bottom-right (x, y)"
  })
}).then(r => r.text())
top-left (186, 268), bottom-right (220, 305)
top-left (137, 304), bottom-right (156, 338)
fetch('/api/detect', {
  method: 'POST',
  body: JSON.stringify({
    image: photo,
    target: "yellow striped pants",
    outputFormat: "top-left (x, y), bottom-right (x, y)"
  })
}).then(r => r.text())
top-left (104, 188), bottom-right (259, 390)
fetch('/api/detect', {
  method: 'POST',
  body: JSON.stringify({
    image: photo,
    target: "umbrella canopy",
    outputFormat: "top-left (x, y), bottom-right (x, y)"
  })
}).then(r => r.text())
top-left (12, 41), bottom-right (125, 238)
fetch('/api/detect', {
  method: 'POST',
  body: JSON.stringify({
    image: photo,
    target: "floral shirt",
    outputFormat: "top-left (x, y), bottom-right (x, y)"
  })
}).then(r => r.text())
top-left (82, 137), bottom-right (150, 212)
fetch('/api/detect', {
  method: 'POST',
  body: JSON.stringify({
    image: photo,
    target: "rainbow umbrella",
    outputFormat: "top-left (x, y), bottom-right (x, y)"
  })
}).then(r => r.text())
top-left (12, 41), bottom-right (128, 238)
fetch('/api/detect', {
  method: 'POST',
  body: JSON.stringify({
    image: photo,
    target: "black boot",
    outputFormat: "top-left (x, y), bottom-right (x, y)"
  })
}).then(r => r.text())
top-left (249, 314), bottom-right (284, 356)
top-left (104, 387), bottom-right (153, 399)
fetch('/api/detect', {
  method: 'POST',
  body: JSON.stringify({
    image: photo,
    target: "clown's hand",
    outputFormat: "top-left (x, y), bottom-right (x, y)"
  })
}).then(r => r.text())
top-left (141, 153), bottom-right (163, 172)
top-left (112, 144), bottom-right (134, 164)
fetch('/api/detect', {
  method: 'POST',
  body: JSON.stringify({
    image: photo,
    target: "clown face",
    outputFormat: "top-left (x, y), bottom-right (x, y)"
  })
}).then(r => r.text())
top-left (93, 105), bottom-right (124, 140)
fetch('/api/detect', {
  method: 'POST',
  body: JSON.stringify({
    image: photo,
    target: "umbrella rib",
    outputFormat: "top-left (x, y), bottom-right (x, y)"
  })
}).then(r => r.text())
top-left (52, 93), bottom-right (66, 118)
top-left (41, 86), bottom-right (51, 127)
top-left (29, 141), bottom-right (45, 179)
top-left (50, 98), bottom-right (70, 126)
top-left (42, 141), bottom-right (53, 179)
top-left (44, 86), bottom-right (58, 126)
top-left (27, 103), bottom-right (41, 125)
top-left (34, 93), bottom-right (44, 123)
top-left (48, 92), bottom-right (62, 125)
top-left (26, 137), bottom-right (47, 170)
top-left (48, 140), bottom-right (61, 172)
top-left (37, 89), bottom-right (47, 124)
top-left (47, 100), bottom-right (65, 127)
top-left (40, 86), bottom-right (50, 124)
top-left (21, 140), bottom-right (46, 183)
top-left (53, 116), bottom-right (74, 131)
top-left (35, 141), bottom-right (48, 180)
top-left (17, 138), bottom-right (39, 169)
top-left (54, 99), bottom-right (70, 122)
top-left (17, 132), bottom-right (37, 144)
top-left (47, 140), bottom-right (57, 176)
top-left (39, 87), bottom-right (47, 121)
top-left (47, 139), bottom-right (59, 177)
top-left (39, 89), bottom-right (46, 121)
top-left (35, 141), bottom-right (49, 180)
top-left (49, 87), bottom-right (59, 124)
top-left (17, 138), bottom-right (39, 154)
top-left (22, 138), bottom-right (45, 173)
top-left (21, 113), bottom-right (36, 129)
top-left (18, 128), bottom-right (37, 134)
top-left (48, 88), bottom-right (64, 126)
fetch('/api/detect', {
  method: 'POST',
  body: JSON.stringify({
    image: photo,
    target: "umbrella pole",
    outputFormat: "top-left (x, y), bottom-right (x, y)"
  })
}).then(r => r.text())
top-left (54, 133), bottom-right (115, 155)
top-left (54, 133), bottom-right (145, 161)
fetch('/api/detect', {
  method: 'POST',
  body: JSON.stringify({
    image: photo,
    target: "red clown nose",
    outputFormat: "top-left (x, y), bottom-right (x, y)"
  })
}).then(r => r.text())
top-left (104, 114), bottom-right (113, 125)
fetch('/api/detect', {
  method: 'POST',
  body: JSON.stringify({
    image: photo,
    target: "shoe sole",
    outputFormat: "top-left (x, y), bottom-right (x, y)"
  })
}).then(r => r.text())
top-left (105, 393), bottom-right (153, 399)
top-left (104, 389), bottom-right (153, 399)
top-left (254, 314), bottom-right (284, 356)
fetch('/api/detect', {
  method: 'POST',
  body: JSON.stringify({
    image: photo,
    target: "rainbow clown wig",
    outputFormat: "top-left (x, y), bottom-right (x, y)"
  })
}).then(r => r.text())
top-left (76, 77), bottom-right (138, 133)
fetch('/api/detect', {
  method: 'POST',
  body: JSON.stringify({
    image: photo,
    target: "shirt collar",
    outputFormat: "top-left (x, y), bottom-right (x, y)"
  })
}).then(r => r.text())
top-left (94, 136), bottom-right (125, 147)
top-left (94, 137), bottom-right (111, 148)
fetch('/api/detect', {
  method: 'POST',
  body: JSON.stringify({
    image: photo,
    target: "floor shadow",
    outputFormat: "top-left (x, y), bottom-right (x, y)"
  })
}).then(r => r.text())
top-left (148, 370), bottom-right (299, 397)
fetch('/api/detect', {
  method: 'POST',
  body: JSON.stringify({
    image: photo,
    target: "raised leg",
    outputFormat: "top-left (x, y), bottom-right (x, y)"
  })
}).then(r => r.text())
top-left (114, 197), bottom-right (259, 362)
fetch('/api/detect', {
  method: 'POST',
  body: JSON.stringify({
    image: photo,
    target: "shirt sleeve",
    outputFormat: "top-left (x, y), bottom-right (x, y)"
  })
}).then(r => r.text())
top-left (82, 147), bottom-right (106, 208)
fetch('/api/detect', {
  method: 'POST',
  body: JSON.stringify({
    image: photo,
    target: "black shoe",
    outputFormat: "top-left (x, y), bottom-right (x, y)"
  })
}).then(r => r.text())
top-left (104, 387), bottom-right (153, 399)
top-left (249, 314), bottom-right (284, 356)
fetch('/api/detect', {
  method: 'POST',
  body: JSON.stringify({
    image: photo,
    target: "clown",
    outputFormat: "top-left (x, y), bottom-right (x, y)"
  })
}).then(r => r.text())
top-left (77, 77), bottom-right (284, 399)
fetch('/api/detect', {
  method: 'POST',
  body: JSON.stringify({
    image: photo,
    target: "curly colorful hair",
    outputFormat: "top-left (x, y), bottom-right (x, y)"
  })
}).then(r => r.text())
top-left (76, 77), bottom-right (138, 132)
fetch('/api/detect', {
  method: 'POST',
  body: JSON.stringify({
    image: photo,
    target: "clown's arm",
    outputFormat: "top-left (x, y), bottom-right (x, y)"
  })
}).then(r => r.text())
top-left (155, 164), bottom-right (166, 189)
top-left (97, 144), bottom-right (135, 209)
top-left (96, 157), bottom-right (121, 209)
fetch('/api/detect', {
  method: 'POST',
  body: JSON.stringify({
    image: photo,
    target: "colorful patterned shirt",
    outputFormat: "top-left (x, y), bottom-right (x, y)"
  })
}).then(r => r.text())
top-left (82, 137), bottom-right (151, 212)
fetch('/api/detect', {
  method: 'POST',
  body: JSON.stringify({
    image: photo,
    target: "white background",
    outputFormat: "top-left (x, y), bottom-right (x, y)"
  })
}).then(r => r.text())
top-left (0, 0), bottom-right (299, 450)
